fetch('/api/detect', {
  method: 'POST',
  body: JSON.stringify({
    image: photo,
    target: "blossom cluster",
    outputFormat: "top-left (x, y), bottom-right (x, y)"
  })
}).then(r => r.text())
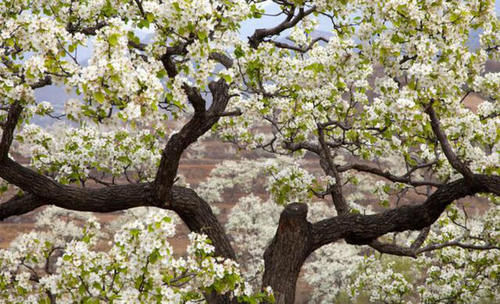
top-left (346, 205), bottom-right (500, 304)
top-left (16, 123), bottom-right (163, 183)
top-left (0, 207), bottom-right (273, 303)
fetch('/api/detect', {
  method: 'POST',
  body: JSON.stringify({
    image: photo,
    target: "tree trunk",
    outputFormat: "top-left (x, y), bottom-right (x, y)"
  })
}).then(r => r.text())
top-left (262, 203), bottom-right (312, 304)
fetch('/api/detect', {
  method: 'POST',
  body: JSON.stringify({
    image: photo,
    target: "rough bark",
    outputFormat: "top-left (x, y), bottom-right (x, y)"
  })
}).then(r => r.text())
top-left (154, 79), bottom-right (230, 203)
top-left (312, 174), bottom-right (500, 249)
top-left (262, 203), bottom-right (313, 304)
top-left (0, 193), bottom-right (46, 219)
top-left (1, 9), bottom-right (498, 302)
top-left (260, 173), bottom-right (499, 303)
top-left (0, 158), bottom-right (235, 259)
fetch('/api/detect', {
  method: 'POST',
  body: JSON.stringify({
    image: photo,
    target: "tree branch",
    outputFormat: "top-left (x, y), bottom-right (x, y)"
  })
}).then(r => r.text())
top-left (0, 102), bottom-right (23, 161)
top-left (208, 52), bottom-right (233, 69)
top-left (416, 239), bottom-right (500, 254)
top-left (66, 21), bottom-right (107, 35)
top-left (368, 228), bottom-right (499, 258)
top-left (0, 193), bottom-right (46, 220)
top-left (268, 36), bottom-right (328, 53)
top-left (337, 162), bottom-right (442, 187)
top-left (154, 79), bottom-right (230, 204)
top-left (368, 227), bottom-right (430, 258)
top-left (317, 126), bottom-right (350, 215)
top-left (249, 6), bottom-right (316, 48)
top-left (311, 173), bottom-right (500, 250)
top-left (0, 158), bottom-right (235, 259)
top-left (425, 104), bottom-right (473, 180)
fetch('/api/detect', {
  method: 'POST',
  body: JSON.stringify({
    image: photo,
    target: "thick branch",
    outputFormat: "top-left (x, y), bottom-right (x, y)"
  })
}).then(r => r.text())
top-left (0, 193), bottom-right (46, 219)
top-left (0, 158), bottom-right (235, 259)
top-left (311, 173), bottom-right (500, 249)
top-left (0, 158), bottom-right (156, 212)
top-left (183, 84), bottom-right (206, 113)
top-left (262, 203), bottom-right (312, 304)
top-left (154, 79), bottom-right (230, 204)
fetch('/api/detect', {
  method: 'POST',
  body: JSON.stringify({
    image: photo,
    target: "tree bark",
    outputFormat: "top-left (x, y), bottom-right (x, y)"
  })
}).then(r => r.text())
top-left (262, 203), bottom-right (313, 304)
top-left (0, 158), bottom-right (235, 260)
top-left (261, 173), bottom-right (499, 303)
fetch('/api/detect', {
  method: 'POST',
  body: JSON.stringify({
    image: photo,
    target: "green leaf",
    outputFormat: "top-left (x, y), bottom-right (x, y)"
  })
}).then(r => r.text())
top-left (146, 13), bottom-right (155, 23)
top-left (234, 45), bottom-right (245, 58)
top-left (108, 33), bottom-right (119, 47)
top-left (94, 92), bottom-right (105, 103)
top-left (197, 31), bottom-right (207, 40)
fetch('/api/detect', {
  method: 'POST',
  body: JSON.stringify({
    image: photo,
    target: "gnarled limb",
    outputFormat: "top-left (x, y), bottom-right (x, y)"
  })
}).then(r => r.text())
top-left (0, 157), bottom-right (235, 259)
top-left (262, 203), bottom-right (312, 304)
top-left (312, 174), bottom-right (499, 249)
top-left (262, 173), bottom-right (499, 302)
top-left (0, 193), bottom-right (46, 220)
top-left (154, 79), bottom-right (230, 204)
top-left (0, 102), bottom-right (23, 161)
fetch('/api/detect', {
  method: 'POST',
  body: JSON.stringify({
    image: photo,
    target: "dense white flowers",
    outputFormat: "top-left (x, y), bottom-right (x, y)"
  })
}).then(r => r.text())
top-left (0, 207), bottom-right (273, 303)
top-left (0, 0), bottom-right (498, 302)
top-left (346, 205), bottom-right (500, 304)
top-left (16, 124), bottom-right (163, 183)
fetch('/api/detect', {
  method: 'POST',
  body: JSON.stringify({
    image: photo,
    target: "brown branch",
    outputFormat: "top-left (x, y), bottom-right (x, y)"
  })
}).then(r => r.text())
top-left (0, 158), bottom-right (156, 212)
top-left (128, 40), bottom-right (147, 51)
top-left (337, 162), bottom-right (442, 187)
top-left (30, 76), bottom-right (52, 89)
top-left (399, 54), bottom-right (417, 65)
top-left (208, 52), bottom-right (233, 69)
top-left (369, 230), bottom-right (499, 258)
top-left (154, 79), bottom-right (230, 204)
top-left (159, 43), bottom-right (188, 78)
top-left (0, 158), bottom-right (235, 259)
top-left (182, 84), bottom-right (206, 113)
top-left (249, 6), bottom-right (316, 48)
top-left (368, 226), bottom-right (430, 258)
top-left (416, 240), bottom-right (500, 254)
top-left (214, 109), bottom-right (242, 117)
top-left (369, 239), bottom-right (418, 257)
top-left (425, 104), bottom-right (473, 180)
top-left (411, 226), bottom-right (431, 249)
top-left (268, 36), bottom-right (328, 53)
top-left (0, 102), bottom-right (22, 161)
top-left (0, 193), bottom-right (46, 220)
top-left (317, 126), bottom-right (349, 215)
top-left (311, 173), bottom-right (500, 249)
top-left (282, 141), bottom-right (321, 154)
top-left (66, 22), bottom-right (107, 35)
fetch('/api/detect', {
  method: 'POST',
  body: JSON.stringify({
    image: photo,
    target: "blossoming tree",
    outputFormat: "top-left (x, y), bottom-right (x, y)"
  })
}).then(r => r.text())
top-left (0, 0), bottom-right (499, 303)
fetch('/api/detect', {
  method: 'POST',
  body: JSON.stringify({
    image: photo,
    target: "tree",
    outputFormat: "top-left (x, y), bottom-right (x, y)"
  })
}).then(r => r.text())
top-left (0, 0), bottom-right (499, 303)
